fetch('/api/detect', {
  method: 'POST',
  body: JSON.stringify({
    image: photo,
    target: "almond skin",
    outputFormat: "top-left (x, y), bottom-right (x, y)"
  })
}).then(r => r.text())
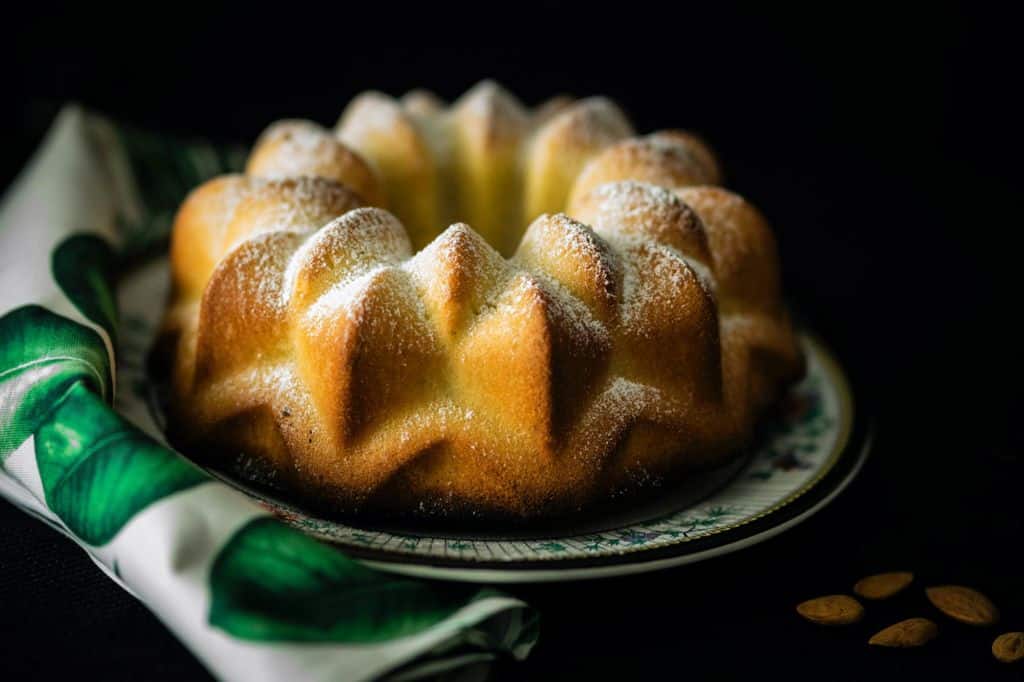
top-left (796, 595), bottom-right (865, 626)
top-left (869, 618), bottom-right (939, 647)
top-left (854, 572), bottom-right (914, 600)
top-left (925, 585), bottom-right (1000, 626)
top-left (992, 632), bottom-right (1024, 663)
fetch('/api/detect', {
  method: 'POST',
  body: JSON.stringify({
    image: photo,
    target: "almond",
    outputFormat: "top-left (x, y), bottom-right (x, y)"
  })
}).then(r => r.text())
top-left (992, 632), bottom-right (1024, 663)
top-left (853, 572), bottom-right (914, 600)
top-left (869, 618), bottom-right (939, 647)
top-left (925, 585), bottom-right (999, 626)
top-left (796, 595), bottom-right (864, 625)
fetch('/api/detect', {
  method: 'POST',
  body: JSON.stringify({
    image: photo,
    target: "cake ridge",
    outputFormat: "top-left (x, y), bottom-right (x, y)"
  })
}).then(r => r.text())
top-left (161, 81), bottom-right (804, 518)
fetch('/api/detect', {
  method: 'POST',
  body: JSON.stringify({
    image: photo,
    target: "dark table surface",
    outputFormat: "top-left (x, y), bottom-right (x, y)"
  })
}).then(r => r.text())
top-left (3, 5), bottom-right (1021, 680)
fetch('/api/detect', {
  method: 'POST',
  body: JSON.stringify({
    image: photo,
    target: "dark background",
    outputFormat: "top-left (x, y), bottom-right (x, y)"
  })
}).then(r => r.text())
top-left (2, 3), bottom-right (1021, 679)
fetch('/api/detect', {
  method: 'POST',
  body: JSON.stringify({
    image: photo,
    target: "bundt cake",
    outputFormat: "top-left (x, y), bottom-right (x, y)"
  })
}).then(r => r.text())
top-left (158, 81), bottom-right (804, 520)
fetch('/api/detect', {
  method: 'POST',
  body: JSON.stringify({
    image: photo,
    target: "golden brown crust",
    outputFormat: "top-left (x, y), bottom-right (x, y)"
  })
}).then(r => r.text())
top-left (450, 81), bottom-right (530, 254)
top-left (674, 186), bottom-right (783, 313)
top-left (524, 97), bottom-right (634, 224)
top-left (160, 82), bottom-right (804, 519)
top-left (568, 133), bottom-right (718, 206)
top-left (247, 120), bottom-right (385, 207)
top-left (168, 174), bottom-right (251, 302)
top-left (335, 92), bottom-right (444, 249)
top-left (648, 131), bottom-right (724, 186)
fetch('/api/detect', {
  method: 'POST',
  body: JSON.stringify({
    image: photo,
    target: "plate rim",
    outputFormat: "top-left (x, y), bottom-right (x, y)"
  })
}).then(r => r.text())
top-left (362, 424), bottom-right (871, 582)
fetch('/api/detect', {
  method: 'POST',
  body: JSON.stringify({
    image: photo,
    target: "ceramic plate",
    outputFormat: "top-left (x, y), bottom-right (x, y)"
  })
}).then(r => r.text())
top-left (119, 261), bottom-right (870, 583)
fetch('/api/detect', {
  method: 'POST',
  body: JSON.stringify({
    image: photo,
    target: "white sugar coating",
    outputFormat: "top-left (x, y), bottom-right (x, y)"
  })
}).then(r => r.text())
top-left (644, 132), bottom-right (702, 166)
top-left (680, 187), bottom-right (751, 247)
top-left (566, 376), bottom-right (662, 461)
top-left (577, 181), bottom-right (716, 288)
top-left (302, 264), bottom-right (388, 328)
top-left (571, 183), bottom-right (721, 301)
top-left (403, 223), bottom-right (506, 284)
top-left (453, 96), bottom-right (528, 150)
top-left (537, 97), bottom-right (633, 147)
top-left (223, 180), bottom-right (713, 376)
top-left (256, 362), bottom-right (299, 396)
top-left (200, 362), bottom-right (299, 412)
top-left (212, 101), bottom-right (720, 377)
top-left (401, 89), bottom-right (446, 115)
top-left (179, 176), bottom-right (256, 267)
top-left (246, 120), bottom-right (380, 202)
top-left (281, 224), bottom-right (333, 303)
top-left (250, 121), bottom-right (351, 179)
top-left (432, 400), bottom-right (478, 428)
top-left (219, 232), bottom-right (296, 317)
top-left (674, 186), bottom-right (775, 302)
top-left (280, 208), bottom-right (411, 305)
top-left (337, 92), bottom-right (410, 140)
top-left (197, 174), bottom-right (253, 218)
top-left (586, 180), bottom-right (701, 240)
top-left (408, 105), bottom-right (454, 170)
top-left (542, 276), bottom-right (608, 344)
top-left (491, 272), bottom-right (541, 314)
top-left (165, 80), bottom-right (806, 516)
top-left (233, 177), bottom-right (360, 236)
top-left (276, 177), bottom-right (358, 220)
top-left (519, 213), bottom-right (618, 306)
top-left (606, 375), bottom-right (647, 396)
top-left (615, 232), bottom-right (714, 292)
top-left (517, 271), bottom-right (612, 349)
top-left (603, 376), bottom-right (659, 413)
top-left (454, 80), bottom-right (528, 128)
top-left (614, 238), bottom-right (716, 336)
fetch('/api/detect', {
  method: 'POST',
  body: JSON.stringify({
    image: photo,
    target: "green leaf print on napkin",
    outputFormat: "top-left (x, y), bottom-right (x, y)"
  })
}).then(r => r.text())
top-left (112, 125), bottom-right (247, 259)
top-left (209, 518), bottom-right (472, 642)
top-left (34, 382), bottom-right (206, 545)
top-left (0, 306), bottom-right (111, 460)
top-left (51, 234), bottom-right (119, 340)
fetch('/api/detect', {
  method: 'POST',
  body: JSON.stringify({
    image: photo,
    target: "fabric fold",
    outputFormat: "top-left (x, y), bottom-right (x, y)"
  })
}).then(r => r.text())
top-left (0, 106), bottom-right (537, 681)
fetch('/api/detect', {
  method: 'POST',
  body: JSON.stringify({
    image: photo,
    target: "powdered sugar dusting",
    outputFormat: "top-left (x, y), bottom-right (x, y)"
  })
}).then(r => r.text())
top-left (403, 223), bottom-right (504, 285)
top-left (337, 92), bottom-right (410, 142)
top-left (539, 97), bottom-right (633, 147)
top-left (224, 177), bottom-right (363, 256)
top-left (614, 238), bottom-right (716, 336)
top-left (302, 264), bottom-right (388, 329)
top-left (166, 82), bottom-right (805, 518)
top-left (526, 271), bottom-right (612, 349)
top-left (645, 132), bottom-right (703, 169)
top-left (539, 214), bottom-right (611, 264)
top-left (280, 207), bottom-right (410, 306)
top-left (220, 232), bottom-right (297, 317)
top-left (250, 121), bottom-right (350, 179)
top-left (604, 376), bottom-right (659, 415)
top-left (574, 181), bottom-right (715, 292)
top-left (454, 80), bottom-right (528, 138)
top-left (589, 181), bottom-right (683, 232)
